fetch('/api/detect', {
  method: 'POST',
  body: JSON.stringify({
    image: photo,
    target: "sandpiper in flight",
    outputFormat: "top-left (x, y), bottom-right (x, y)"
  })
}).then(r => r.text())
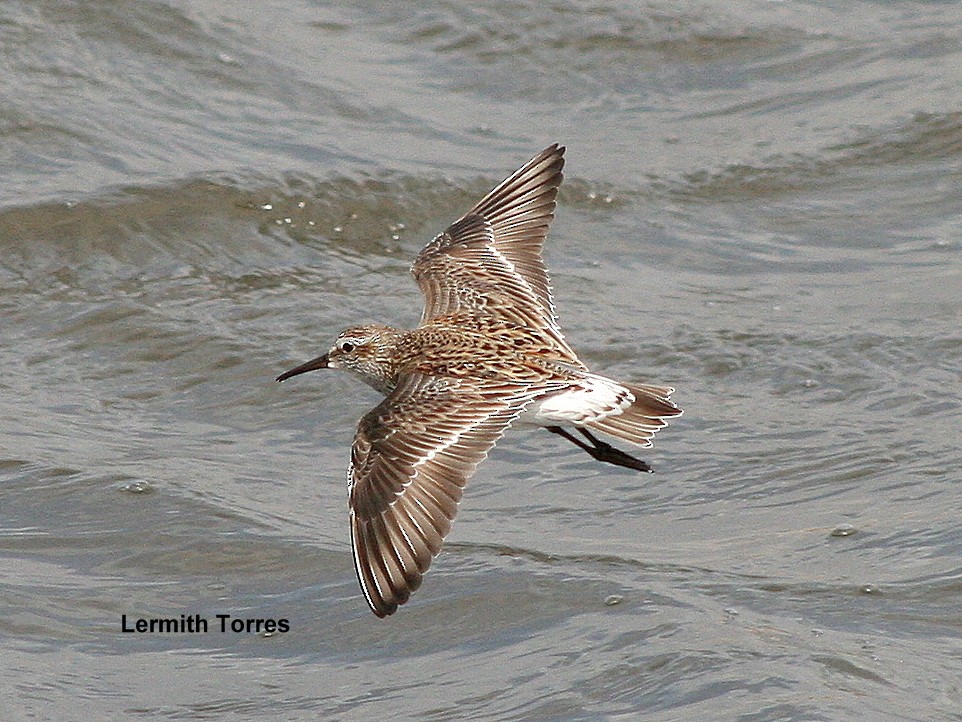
top-left (277, 145), bottom-right (681, 617)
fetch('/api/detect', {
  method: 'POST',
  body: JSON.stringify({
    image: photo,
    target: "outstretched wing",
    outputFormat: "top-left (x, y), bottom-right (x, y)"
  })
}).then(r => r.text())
top-left (348, 373), bottom-right (551, 617)
top-left (412, 144), bottom-right (580, 363)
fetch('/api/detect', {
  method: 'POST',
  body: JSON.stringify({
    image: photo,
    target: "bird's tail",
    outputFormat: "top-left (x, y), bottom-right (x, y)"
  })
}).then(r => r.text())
top-left (585, 382), bottom-right (682, 448)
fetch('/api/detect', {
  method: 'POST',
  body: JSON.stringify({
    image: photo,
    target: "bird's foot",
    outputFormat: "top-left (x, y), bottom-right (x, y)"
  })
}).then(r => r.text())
top-left (583, 437), bottom-right (653, 473)
top-left (546, 427), bottom-right (653, 473)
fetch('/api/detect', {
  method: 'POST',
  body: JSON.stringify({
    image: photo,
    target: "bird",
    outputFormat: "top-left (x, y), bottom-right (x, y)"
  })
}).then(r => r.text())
top-left (276, 144), bottom-right (681, 617)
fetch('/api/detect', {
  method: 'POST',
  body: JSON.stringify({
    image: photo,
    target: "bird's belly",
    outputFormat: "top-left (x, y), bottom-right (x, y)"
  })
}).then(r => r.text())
top-left (515, 400), bottom-right (556, 427)
top-left (518, 378), bottom-right (631, 428)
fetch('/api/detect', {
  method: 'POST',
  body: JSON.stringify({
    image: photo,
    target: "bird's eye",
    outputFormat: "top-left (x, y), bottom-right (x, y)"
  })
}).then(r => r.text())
top-left (339, 341), bottom-right (355, 353)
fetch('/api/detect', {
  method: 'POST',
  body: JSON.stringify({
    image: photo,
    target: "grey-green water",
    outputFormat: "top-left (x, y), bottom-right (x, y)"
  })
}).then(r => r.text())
top-left (2, 1), bottom-right (961, 720)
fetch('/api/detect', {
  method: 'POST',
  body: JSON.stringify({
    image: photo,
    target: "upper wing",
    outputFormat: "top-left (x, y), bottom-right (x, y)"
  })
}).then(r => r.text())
top-left (411, 144), bottom-right (580, 363)
top-left (348, 373), bottom-right (551, 617)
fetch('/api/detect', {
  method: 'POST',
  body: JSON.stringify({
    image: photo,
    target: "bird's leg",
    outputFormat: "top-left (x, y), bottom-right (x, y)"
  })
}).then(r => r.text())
top-left (545, 426), bottom-right (652, 473)
top-left (545, 426), bottom-right (595, 453)
top-left (576, 428), bottom-right (653, 473)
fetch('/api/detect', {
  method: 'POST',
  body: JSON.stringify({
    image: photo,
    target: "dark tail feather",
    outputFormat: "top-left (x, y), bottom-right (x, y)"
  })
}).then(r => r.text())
top-left (586, 382), bottom-right (682, 448)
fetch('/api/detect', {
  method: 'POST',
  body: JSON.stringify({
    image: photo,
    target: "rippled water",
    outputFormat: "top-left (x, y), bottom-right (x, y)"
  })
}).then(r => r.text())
top-left (3, 1), bottom-right (961, 720)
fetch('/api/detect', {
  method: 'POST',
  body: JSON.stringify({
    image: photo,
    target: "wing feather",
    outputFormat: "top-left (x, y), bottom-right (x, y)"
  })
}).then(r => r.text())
top-left (348, 373), bottom-right (552, 617)
top-left (411, 145), bottom-right (581, 364)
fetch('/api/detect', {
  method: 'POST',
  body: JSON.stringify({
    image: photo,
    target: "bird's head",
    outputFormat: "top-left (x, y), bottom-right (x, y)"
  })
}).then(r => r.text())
top-left (276, 324), bottom-right (402, 394)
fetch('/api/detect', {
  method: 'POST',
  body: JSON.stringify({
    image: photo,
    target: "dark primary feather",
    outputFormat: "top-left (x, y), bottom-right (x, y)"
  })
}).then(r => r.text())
top-left (411, 144), bottom-right (580, 364)
top-left (348, 373), bottom-right (558, 617)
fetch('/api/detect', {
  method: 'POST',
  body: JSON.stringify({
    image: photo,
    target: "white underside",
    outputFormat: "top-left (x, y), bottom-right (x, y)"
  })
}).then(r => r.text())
top-left (518, 375), bottom-right (634, 428)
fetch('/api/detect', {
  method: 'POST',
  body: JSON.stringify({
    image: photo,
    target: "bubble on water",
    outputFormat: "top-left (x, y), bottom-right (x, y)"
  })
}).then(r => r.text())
top-left (830, 524), bottom-right (856, 537)
top-left (859, 584), bottom-right (880, 595)
top-left (120, 480), bottom-right (153, 494)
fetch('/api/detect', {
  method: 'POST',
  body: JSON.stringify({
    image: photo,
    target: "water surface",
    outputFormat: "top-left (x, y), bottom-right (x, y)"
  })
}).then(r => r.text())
top-left (2, 1), bottom-right (961, 720)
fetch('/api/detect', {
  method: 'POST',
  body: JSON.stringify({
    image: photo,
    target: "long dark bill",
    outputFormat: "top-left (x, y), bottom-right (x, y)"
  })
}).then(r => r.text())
top-left (276, 353), bottom-right (330, 382)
